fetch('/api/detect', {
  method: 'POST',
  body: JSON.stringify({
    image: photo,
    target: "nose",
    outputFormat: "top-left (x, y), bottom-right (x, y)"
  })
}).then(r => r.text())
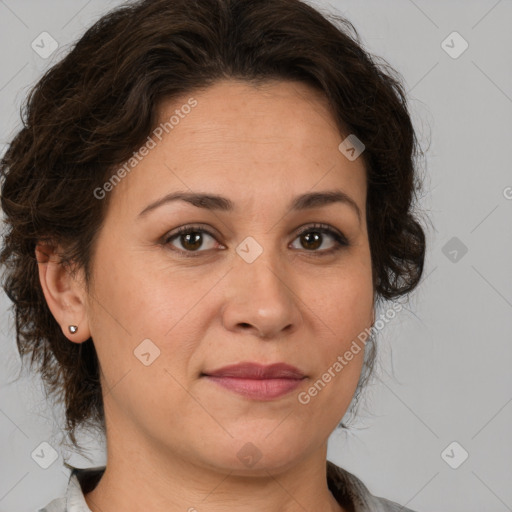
top-left (220, 251), bottom-right (303, 340)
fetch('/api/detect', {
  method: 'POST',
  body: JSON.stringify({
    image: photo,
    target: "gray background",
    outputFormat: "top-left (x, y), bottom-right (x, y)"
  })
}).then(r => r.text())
top-left (0, 1), bottom-right (511, 511)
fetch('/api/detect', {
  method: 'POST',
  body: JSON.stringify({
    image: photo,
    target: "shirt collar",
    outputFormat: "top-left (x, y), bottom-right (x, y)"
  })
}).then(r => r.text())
top-left (65, 466), bottom-right (105, 512)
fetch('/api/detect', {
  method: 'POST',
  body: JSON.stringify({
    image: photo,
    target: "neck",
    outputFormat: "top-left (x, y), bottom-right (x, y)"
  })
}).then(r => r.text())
top-left (84, 430), bottom-right (345, 512)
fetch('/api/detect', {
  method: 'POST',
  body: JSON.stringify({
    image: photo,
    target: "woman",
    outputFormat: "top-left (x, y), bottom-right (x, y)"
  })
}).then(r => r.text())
top-left (0, 0), bottom-right (426, 510)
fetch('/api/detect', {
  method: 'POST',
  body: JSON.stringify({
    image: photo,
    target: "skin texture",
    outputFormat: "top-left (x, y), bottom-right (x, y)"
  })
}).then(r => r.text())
top-left (36, 79), bottom-right (375, 512)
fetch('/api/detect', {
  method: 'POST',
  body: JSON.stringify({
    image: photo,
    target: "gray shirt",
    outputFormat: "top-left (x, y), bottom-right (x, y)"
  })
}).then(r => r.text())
top-left (38, 461), bottom-right (418, 512)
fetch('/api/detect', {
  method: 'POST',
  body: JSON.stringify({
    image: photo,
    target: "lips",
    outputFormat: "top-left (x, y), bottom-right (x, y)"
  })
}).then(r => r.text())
top-left (202, 362), bottom-right (305, 379)
top-left (201, 362), bottom-right (307, 400)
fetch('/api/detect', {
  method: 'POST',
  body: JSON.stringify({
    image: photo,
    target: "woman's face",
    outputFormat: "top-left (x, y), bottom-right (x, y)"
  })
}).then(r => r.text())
top-left (84, 79), bottom-right (374, 472)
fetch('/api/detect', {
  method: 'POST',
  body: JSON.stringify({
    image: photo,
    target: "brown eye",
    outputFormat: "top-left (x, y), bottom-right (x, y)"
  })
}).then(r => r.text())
top-left (299, 231), bottom-right (323, 251)
top-left (165, 226), bottom-right (219, 253)
top-left (178, 231), bottom-right (204, 251)
top-left (290, 224), bottom-right (349, 255)
top-left (163, 223), bottom-right (348, 258)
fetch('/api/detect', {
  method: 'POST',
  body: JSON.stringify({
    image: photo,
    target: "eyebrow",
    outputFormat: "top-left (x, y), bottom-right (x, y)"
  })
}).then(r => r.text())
top-left (138, 189), bottom-right (362, 224)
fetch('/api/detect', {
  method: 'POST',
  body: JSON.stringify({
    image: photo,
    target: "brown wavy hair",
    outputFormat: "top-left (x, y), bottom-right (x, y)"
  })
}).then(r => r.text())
top-left (0, 0), bottom-right (427, 452)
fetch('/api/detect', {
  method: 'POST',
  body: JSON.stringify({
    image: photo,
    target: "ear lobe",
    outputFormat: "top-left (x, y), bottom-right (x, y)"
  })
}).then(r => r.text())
top-left (35, 242), bottom-right (91, 343)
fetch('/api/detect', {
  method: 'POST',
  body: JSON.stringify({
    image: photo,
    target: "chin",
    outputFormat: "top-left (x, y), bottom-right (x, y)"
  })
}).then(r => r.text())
top-left (195, 431), bottom-right (311, 475)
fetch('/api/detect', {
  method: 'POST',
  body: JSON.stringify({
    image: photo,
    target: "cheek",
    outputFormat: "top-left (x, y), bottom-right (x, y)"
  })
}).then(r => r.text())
top-left (305, 256), bottom-right (374, 335)
top-left (297, 255), bottom-right (373, 404)
top-left (87, 245), bottom-right (213, 382)
top-left (88, 243), bottom-right (175, 333)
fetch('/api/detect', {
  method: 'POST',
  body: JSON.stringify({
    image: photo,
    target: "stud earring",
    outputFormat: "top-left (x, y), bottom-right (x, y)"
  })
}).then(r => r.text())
top-left (68, 325), bottom-right (78, 334)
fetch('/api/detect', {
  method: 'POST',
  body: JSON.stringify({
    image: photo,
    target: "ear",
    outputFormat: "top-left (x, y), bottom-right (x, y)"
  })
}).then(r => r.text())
top-left (35, 242), bottom-right (91, 343)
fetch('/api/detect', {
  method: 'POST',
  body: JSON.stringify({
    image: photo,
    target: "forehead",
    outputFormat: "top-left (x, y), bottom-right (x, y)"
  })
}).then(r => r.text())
top-left (106, 79), bottom-right (367, 218)
top-left (157, 78), bottom-right (338, 147)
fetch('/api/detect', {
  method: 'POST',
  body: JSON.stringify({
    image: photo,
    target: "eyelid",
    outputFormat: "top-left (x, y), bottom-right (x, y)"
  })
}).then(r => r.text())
top-left (293, 222), bottom-right (347, 241)
top-left (162, 223), bottom-right (222, 247)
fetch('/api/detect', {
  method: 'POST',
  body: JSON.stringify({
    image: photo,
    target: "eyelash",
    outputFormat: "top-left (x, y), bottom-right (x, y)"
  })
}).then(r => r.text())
top-left (163, 223), bottom-right (349, 258)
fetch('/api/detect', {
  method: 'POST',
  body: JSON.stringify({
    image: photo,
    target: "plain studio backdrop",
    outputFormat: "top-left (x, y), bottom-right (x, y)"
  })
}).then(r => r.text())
top-left (0, 1), bottom-right (511, 511)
